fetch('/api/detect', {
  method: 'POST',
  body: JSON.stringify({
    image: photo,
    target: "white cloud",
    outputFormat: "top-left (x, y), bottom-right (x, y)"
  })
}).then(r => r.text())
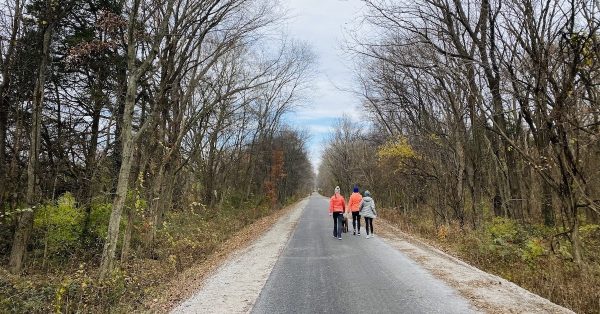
top-left (294, 77), bottom-right (362, 120)
top-left (283, 0), bottom-right (366, 171)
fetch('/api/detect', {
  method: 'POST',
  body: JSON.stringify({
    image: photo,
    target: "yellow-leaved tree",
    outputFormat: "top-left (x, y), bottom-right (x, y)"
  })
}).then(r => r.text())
top-left (377, 136), bottom-right (418, 169)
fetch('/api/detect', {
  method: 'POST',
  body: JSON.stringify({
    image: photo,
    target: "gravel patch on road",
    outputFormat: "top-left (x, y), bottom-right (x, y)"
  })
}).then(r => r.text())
top-left (377, 220), bottom-right (574, 314)
top-left (171, 199), bottom-right (308, 314)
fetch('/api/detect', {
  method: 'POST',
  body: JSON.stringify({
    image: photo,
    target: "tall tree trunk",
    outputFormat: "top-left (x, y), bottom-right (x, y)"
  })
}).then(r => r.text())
top-left (8, 25), bottom-right (53, 274)
top-left (122, 148), bottom-right (150, 262)
top-left (112, 70), bottom-right (127, 190)
top-left (0, 96), bottom-right (8, 205)
top-left (98, 0), bottom-right (174, 278)
top-left (99, 78), bottom-right (137, 279)
top-left (203, 109), bottom-right (225, 206)
top-left (0, 0), bottom-right (23, 204)
top-left (81, 106), bottom-right (101, 243)
top-left (454, 137), bottom-right (466, 227)
top-left (0, 95), bottom-right (9, 204)
top-left (7, 106), bottom-right (24, 206)
top-left (540, 174), bottom-right (555, 226)
top-left (158, 164), bottom-right (175, 228)
top-left (145, 162), bottom-right (165, 252)
top-left (120, 206), bottom-right (134, 262)
top-left (571, 209), bottom-right (582, 265)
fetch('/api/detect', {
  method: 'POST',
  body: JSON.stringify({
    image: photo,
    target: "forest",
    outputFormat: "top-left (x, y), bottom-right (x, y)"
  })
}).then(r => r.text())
top-left (2, 0), bottom-right (600, 312)
top-left (0, 0), bottom-right (314, 311)
top-left (317, 0), bottom-right (600, 312)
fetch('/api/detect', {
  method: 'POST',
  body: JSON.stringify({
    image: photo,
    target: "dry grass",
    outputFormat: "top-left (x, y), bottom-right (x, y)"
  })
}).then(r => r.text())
top-left (379, 208), bottom-right (600, 314)
top-left (0, 198), bottom-right (303, 313)
top-left (143, 200), bottom-right (301, 312)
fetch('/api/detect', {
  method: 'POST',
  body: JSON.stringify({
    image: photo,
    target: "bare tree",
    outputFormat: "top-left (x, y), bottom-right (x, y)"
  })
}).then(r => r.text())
top-left (341, 0), bottom-right (600, 265)
top-left (0, 0), bottom-right (25, 204)
top-left (99, 0), bottom-right (176, 278)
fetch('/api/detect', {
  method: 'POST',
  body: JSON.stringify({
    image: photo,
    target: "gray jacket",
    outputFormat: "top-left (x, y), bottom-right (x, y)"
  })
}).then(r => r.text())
top-left (359, 197), bottom-right (377, 218)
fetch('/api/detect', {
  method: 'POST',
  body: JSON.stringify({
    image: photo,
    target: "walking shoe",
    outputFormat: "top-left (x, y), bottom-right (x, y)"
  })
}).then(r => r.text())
top-left (357, 232), bottom-right (361, 235)
top-left (366, 235), bottom-right (370, 239)
top-left (338, 237), bottom-right (342, 240)
top-left (353, 231), bottom-right (356, 235)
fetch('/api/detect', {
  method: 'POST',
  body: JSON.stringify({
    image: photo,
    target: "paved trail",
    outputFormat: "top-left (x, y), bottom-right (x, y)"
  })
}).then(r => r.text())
top-left (251, 194), bottom-right (475, 313)
top-left (173, 194), bottom-right (572, 313)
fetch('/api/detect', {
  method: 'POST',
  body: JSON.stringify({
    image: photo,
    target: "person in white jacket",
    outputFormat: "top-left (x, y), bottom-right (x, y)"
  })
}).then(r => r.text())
top-left (359, 190), bottom-right (377, 238)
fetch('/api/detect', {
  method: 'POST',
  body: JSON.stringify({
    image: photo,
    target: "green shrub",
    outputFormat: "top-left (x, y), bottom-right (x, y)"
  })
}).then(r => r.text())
top-left (521, 238), bottom-right (546, 264)
top-left (88, 201), bottom-right (112, 241)
top-left (0, 275), bottom-right (54, 313)
top-left (485, 217), bottom-right (524, 245)
top-left (476, 217), bottom-right (526, 261)
top-left (33, 193), bottom-right (83, 258)
top-left (52, 266), bottom-right (128, 313)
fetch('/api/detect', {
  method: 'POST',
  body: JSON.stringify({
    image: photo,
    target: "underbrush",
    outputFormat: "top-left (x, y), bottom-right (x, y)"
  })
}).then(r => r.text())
top-left (380, 208), bottom-right (600, 314)
top-left (0, 192), bottom-right (289, 313)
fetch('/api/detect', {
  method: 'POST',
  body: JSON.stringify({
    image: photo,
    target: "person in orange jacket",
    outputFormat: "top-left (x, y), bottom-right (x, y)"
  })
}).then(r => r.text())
top-left (329, 186), bottom-right (346, 240)
top-left (347, 185), bottom-right (363, 236)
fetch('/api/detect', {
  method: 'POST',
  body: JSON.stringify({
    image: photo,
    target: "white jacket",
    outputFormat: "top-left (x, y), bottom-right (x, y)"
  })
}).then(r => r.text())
top-left (359, 197), bottom-right (377, 218)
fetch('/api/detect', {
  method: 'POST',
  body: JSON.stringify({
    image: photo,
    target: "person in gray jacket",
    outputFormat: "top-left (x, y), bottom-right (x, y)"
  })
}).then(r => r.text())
top-left (359, 190), bottom-right (377, 238)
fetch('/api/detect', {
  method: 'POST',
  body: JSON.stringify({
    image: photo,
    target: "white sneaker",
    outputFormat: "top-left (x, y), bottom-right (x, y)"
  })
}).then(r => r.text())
top-left (366, 235), bottom-right (370, 239)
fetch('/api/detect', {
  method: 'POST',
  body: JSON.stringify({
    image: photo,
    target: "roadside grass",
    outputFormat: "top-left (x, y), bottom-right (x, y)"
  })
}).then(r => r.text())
top-left (380, 208), bottom-right (600, 314)
top-left (0, 193), bottom-right (301, 313)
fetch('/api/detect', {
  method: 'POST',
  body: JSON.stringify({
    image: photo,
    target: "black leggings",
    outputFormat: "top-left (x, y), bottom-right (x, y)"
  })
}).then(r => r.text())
top-left (332, 212), bottom-right (343, 238)
top-left (364, 217), bottom-right (374, 235)
top-left (352, 212), bottom-right (361, 232)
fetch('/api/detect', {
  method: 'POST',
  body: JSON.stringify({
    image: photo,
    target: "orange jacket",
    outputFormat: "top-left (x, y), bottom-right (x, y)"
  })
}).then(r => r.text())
top-left (329, 194), bottom-right (346, 213)
top-left (348, 192), bottom-right (363, 212)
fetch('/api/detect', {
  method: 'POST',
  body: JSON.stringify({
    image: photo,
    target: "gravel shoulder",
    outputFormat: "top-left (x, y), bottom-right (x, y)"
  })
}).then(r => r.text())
top-left (376, 219), bottom-right (574, 314)
top-left (170, 198), bottom-right (308, 314)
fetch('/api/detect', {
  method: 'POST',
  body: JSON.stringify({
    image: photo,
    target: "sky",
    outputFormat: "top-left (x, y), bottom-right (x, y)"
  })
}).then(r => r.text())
top-left (281, 0), bottom-right (366, 171)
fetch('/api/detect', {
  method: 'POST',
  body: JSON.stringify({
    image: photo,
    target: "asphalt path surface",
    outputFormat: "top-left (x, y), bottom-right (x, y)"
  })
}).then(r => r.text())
top-left (251, 194), bottom-right (476, 314)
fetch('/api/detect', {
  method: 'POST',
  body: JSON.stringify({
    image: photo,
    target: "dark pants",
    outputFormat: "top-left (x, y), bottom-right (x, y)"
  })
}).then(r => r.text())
top-left (364, 217), bottom-right (374, 235)
top-left (332, 212), bottom-right (343, 238)
top-left (352, 212), bottom-right (361, 232)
